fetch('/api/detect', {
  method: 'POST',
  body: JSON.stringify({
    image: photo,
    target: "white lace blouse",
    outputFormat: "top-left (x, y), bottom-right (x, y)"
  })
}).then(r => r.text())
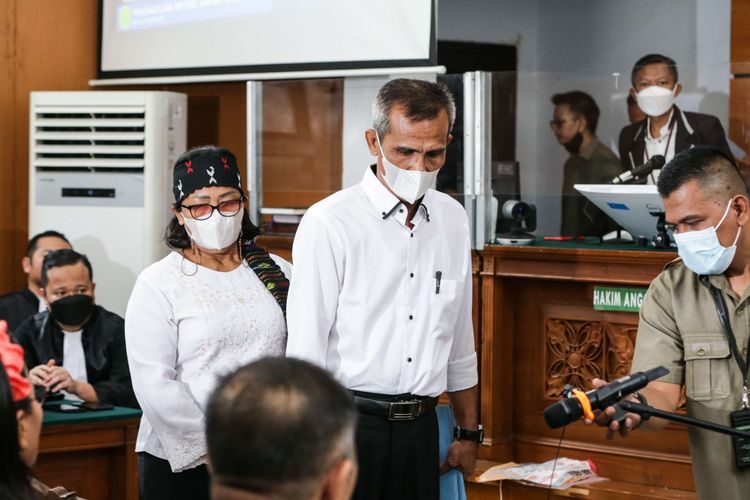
top-left (125, 251), bottom-right (291, 472)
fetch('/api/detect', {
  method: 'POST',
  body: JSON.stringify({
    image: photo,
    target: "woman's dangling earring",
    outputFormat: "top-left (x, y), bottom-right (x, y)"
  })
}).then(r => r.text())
top-left (180, 241), bottom-right (199, 276)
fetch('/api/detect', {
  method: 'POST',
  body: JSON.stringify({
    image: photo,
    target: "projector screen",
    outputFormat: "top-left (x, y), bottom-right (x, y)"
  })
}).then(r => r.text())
top-left (98, 0), bottom-right (436, 78)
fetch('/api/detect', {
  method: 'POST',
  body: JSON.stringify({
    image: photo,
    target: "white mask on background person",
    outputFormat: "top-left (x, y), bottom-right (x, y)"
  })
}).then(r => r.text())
top-left (183, 208), bottom-right (243, 251)
top-left (375, 132), bottom-right (438, 204)
top-left (673, 199), bottom-right (742, 275)
top-left (636, 85), bottom-right (677, 117)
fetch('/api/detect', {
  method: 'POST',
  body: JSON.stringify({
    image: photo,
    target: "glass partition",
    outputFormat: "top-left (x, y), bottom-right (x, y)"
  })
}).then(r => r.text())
top-left (247, 63), bottom-right (735, 249)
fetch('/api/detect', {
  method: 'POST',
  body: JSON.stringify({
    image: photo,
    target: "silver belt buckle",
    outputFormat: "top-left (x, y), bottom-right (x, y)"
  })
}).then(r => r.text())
top-left (388, 400), bottom-right (422, 421)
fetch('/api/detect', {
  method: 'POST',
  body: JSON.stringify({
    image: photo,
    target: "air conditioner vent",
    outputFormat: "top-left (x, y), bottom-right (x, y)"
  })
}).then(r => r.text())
top-left (31, 105), bottom-right (148, 172)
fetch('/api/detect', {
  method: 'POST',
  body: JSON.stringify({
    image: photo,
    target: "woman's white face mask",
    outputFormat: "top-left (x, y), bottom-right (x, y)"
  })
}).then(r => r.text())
top-left (183, 208), bottom-right (243, 251)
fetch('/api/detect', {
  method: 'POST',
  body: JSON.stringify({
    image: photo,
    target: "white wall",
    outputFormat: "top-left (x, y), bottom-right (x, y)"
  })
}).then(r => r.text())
top-left (438, 0), bottom-right (731, 234)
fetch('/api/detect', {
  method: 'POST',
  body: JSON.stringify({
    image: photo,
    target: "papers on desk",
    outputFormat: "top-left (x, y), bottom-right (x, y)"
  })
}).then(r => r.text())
top-left (477, 457), bottom-right (605, 490)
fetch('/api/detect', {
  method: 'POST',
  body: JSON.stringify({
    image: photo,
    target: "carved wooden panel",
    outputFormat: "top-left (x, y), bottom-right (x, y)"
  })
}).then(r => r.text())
top-left (545, 318), bottom-right (639, 399)
top-left (545, 319), bottom-right (605, 398)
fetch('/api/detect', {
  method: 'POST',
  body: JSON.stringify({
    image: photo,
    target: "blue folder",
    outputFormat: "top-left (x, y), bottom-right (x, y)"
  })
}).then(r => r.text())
top-left (437, 405), bottom-right (467, 500)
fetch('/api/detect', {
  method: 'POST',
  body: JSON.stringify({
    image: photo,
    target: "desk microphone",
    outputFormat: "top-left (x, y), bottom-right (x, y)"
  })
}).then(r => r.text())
top-left (610, 155), bottom-right (666, 184)
top-left (543, 366), bottom-right (669, 429)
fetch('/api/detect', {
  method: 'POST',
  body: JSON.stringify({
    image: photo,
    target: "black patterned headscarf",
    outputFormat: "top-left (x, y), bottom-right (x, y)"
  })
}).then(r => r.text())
top-left (173, 146), bottom-right (243, 204)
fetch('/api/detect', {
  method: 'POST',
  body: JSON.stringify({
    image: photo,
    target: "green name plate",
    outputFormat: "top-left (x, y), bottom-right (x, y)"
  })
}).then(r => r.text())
top-left (593, 286), bottom-right (648, 312)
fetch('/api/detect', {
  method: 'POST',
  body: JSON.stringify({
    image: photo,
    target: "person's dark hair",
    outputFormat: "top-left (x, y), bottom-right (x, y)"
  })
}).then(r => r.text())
top-left (372, 78), bottom-right (456, 138)
top-left (166, 145), bottom-right (259, 249)
top-left (631, 53), bottom-right (679, 86)
top-left (0, 364), bottom-right (34, 500)
top-left (551, 91), bottom-right (600, 134)
top-left (205, 357), bottom-right (357, 498)
top-left (40, 249), bottom-right (93, 289)
top-left (657, 146), bottom-right (744, 200)
top-left (25, 231), bottom-right (70, 259)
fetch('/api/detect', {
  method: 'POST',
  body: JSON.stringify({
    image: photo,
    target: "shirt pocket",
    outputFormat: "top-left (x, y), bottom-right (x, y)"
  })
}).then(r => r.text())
top-left (683, 334), bottom-right (731, 401)
top-left (428, 279), bottom-right (462, 338)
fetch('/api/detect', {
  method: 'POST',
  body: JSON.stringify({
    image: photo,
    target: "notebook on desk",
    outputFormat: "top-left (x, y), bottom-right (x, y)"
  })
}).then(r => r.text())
top-left (574, 184), bottom-right (665, 239)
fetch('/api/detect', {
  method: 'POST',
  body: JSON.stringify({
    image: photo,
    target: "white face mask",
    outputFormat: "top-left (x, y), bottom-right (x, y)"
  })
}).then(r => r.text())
top-left (636, 85), bottom-right (676, 117)
top-left (673, 200), bottom-right (742, 275)
top-left (183, 208), bottom-right (244, 251)
top-left (375, 132), bottom-right (438, 204)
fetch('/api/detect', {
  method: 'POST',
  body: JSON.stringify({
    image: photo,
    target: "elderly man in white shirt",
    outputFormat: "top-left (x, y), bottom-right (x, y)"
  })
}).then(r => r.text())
top-left (287, 78), bottom-right (479, 500)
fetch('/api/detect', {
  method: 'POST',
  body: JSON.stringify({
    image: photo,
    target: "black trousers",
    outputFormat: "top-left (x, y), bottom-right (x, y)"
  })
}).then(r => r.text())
top-left (138, 452), bottom-right (210, 500)
top-left (352, 409), bottom-right (439, 500)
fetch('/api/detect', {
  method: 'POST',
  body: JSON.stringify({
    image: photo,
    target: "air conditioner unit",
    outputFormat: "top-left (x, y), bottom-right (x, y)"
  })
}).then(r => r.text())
top-left (29, 91), bottom-right (187, 316)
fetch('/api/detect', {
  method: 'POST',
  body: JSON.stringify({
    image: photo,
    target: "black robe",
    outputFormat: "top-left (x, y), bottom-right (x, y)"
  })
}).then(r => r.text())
top-left (13, 305), bottom-right (139, 408)
top-left (0, 287), bottom-right (40, 334)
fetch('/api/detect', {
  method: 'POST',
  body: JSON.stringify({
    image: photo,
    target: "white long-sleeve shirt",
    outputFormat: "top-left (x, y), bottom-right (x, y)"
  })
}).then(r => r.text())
top-left (125, 251), bottom-right (290, 472)
top-left (286, 166), bottom-right (477, 397)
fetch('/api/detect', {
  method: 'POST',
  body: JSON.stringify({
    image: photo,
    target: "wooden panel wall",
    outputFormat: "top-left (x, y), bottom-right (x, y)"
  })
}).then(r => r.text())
top-left (476, 246), bottom-right (694, 494)
top-left (0, 2), bottom-right (343, 293)
top-left (731, 0), bottom-right (750, 158)
top-left (0, 0), bottom-right (99, 293)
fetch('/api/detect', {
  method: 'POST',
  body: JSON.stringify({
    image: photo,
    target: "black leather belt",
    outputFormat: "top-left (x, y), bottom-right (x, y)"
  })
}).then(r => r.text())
top-left (352, 391), bottom-right (438, 421)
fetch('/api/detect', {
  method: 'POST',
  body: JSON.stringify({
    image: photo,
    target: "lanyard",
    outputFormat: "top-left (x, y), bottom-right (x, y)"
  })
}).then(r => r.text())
top-left (711, 285), bottom-right (750, 407)
top-left (644, 114), bottom-right (676, 183)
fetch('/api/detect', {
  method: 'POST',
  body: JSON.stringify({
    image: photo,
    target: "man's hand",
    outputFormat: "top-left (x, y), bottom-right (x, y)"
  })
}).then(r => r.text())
top-left (585, 378), bottom-right (642, 439)
top-left (439, 440), bottom-right (478, 476)
top-left (45, 365), bottom-right (77, 394)
top-left (29, 359), bottom-right (56, 387)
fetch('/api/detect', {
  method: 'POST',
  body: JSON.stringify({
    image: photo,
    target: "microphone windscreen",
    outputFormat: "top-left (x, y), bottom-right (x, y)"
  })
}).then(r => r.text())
top-left (652, 155), bottom-right (666, 170)
top-left (543, 397), bottom-right (583, 429)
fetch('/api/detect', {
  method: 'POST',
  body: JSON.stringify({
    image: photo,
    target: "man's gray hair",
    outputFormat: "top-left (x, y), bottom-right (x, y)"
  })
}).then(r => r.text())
top-left (372, 78), bottom-right (456, 138)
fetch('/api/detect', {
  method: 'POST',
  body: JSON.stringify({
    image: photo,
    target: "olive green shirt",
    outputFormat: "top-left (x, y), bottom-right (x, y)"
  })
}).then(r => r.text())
top-left (561, 138), bottom-right (623, 236)
top-left (633, 260), bottom-right (750, 499)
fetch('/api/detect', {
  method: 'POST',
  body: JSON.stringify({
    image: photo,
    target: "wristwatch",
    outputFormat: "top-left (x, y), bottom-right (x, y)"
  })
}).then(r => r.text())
top-left (454, 425), bottom-right (484, 443)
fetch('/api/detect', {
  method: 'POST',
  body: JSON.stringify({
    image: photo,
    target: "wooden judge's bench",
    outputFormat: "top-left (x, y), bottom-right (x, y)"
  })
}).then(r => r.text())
top-left (466, 242), bottom-right (694, 499)
top-left (257, 235), bottom-right (694, 498)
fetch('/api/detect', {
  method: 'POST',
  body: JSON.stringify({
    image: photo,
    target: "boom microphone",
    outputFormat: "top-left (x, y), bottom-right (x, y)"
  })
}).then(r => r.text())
top-left (610, 155), bottom-right (666, 184)
top-left (543, 366), bottom-right (669, 429)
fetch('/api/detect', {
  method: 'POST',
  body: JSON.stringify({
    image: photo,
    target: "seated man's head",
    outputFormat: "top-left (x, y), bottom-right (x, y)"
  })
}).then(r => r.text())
top-left (40, 249), bottom-right (95, 331)
top-left (630, 53), bottom-right (681, 119)
top-left (658, 146), bottom-right (748, 275)
top-left (22, 231), bottom-right (71, 295)
top-left (206, 357), bottom-right (358, 500)
top-left (550, 91), bottom-right (599, 154)
top-left (0, 323), bottom-right (43, 498)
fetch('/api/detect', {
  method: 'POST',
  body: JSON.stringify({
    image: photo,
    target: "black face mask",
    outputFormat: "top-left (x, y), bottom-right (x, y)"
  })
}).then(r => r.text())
top-left (49, 295), bottom-right (94, 327)
top-left (563, 132), bottom-right (584, 155)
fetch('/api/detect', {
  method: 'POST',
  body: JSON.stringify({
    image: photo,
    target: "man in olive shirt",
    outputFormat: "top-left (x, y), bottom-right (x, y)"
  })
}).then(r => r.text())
top-left (591, 147), bottom-right (750, 498)
top-left (550, 91), bottom-right (623, 236)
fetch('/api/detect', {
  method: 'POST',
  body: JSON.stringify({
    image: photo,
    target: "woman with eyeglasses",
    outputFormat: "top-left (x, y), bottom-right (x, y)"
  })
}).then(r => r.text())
top-left (0, 322), bottom-right (84, 499)
top-left (125, 146), bottom-right (291, 499)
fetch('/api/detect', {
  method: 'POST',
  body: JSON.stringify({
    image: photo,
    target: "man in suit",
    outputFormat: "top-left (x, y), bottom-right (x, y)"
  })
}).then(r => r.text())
top-left (618, 53), bottom-right (733, 183)
top-left (0, 231), bottom-right (71, 334)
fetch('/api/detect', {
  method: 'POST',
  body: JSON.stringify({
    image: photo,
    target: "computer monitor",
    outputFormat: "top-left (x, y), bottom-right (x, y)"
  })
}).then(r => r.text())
top-left (574, 184), bottom-right (664, 239)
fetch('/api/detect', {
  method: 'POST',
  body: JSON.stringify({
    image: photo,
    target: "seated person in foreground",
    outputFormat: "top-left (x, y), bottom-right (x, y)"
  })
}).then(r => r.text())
top-left (205, 357), bottom-right (358, 500)
top-left (0, 321), bottom-right (86, 499)
top-left (0, 231), bottom-right (71, 334)
top-left (13, 249), bottom-right (137, 408)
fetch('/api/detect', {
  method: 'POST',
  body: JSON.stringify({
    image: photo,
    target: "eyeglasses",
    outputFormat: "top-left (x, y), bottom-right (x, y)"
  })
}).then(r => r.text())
top-left (179, 198), bottom-right (243, 220)
top-left (549, 118), bottom-right (578, 129)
